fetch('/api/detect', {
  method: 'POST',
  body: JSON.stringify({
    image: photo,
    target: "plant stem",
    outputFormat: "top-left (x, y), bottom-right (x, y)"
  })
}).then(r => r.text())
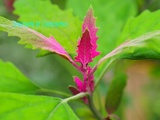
top-left (95, 59), bottom-right (115, 90)
top-left (39, 88), bottom-right (71, 97)
top-left (71, 61), bottom-right (82, 73)
top-left (96, 88), bottom-right (103, 113)
top-left (88, 95), bottom-right (104, 120)
top-left (64, 92), bottom-right (89, 102)
top-left (107, 114), bottom-right (120, 120)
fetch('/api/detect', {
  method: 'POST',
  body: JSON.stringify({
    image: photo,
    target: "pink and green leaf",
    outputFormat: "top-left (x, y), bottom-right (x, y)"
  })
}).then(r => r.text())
top-left (0, 16), bottom-right (73, 62)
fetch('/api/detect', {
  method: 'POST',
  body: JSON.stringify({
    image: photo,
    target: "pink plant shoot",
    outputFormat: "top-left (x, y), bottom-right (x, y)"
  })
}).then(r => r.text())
top-left (4, 6), bottom-right (100, 103)
top-left (69, 7), bottom-right (100, 103)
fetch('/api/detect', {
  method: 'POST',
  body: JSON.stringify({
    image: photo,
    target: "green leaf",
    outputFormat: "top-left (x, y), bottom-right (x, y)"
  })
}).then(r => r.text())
top-left (116, 10), bottom-right (160, 60)
top-left (0, 92), bottom-right (79, 120)
top-left (13, 0), bottom-right (82, 55)
top-left (0, 59), bottom-right (38, 94)
top-left (105, 73), bottom-right (127, 114)
top-left (117, 10), bottom-right (160, 44)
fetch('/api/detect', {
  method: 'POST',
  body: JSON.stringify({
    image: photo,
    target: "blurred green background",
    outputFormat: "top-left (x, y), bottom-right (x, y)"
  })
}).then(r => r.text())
top-left (0, 0), bottom-right (160, 120)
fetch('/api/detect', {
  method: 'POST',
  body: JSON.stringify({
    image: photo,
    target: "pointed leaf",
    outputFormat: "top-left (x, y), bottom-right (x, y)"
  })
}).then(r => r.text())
top-left (0, 59), bottom-right (38, 94)
top-left (75, 29), bottom-right (93, 69)
top-left (0, 16), bottom-right (73, 62)
top-left (82, 7), bottom-right (100, 58)
top-left (116, 10), bottom-right (160, 60)
top-left (14, 0), bottom-right (82, 55)
top-left (68, 85), bottom-right (80, 95)
top-left (105, 73), bottom-right (127, 114)
top-left (96, 30), bottom-right (160, 67)
top-left (74, 76), bottom-right (83, 92)
top-left (68, 86), bottom-right (88, 104)
top-left (0, 92), bottom-right (79, 120)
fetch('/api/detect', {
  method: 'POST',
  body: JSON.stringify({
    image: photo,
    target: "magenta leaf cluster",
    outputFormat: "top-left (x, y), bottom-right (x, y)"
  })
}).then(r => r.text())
top-left (45, 7), bottom-right (100, 103)
top-left (69, 7), bottom-right (100, 103)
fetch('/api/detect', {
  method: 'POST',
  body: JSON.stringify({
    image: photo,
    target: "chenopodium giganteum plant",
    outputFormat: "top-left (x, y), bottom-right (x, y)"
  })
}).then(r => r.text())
top-left (27, 7), bottom-right (101, 103)
top-left (0, 6), bottom-right (114, 119)
top-left (68, 8), bottom-right (100, 103)
top-left (0, 6), bottom-right (124, 119)
top-left (1, 3), bottom-right (160, 119)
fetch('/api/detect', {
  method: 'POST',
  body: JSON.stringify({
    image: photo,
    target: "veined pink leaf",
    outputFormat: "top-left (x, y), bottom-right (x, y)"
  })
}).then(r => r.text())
top-left (75, 29), bottom-right (93, 70)
top-left (0, 17), bottom-right (73, 62)
top-left (82, 7), bottom-right (100, 58)
top-left (33, 35), bottom-right (72, 61)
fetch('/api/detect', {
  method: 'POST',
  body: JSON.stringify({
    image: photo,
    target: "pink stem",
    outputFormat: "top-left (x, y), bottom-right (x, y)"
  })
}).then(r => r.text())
top-left (71, 61), bottom-right (82, 73)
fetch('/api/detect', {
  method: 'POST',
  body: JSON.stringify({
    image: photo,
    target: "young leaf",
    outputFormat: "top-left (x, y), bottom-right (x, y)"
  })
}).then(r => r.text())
top-left (13, 0), bottom-right (82, 55)
top-left (75, 7), bottom-right (100, 70)
top-left (0, 59), bottom-right (38, 94)
top-left (0, 16), bottom-right (73, 62)
top-left (68, 85), bottom-right (80, 95)
top-left (115, 10), bottom-right (160, 60)
top-left (96, 30), bottom-right (160, 68)
top-left (74, 76), bottom-right (83, 92)
top-left (66, 0), bottom-right (137, 55)
top-left (82, 7), bottom-right (100, 58)
top-left (0, 92), bottom-right (79, 120)
top-left (75, 29), bottom-right (93, 70)
top-left (117, 31), bottom-right (160, 60)
top-left (105, 73), bottom-right (127, 114)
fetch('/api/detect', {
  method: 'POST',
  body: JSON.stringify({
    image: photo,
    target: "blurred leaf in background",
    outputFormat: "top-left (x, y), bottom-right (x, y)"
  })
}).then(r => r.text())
top-left (137, 0), bottom-right (160, 12)
top-left (105, 73), bottom-right (127, 114)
